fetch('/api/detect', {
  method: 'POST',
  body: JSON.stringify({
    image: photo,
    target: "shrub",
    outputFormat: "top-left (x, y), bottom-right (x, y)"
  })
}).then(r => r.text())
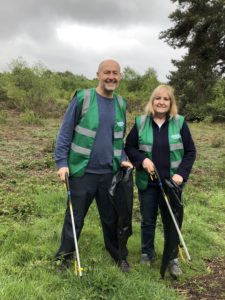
top-left (20, 110), bottom-right (43, 125)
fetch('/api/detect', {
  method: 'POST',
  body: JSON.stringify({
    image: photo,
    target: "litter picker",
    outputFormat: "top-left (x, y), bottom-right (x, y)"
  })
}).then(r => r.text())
top-left (65, 172), bottom-right (83, 277)
top-left (153, 166), bottom-right (191, 262)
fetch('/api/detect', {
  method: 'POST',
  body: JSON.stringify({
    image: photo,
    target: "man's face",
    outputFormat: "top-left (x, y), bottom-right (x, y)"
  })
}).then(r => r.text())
top-left (97, 60), bottom-right (121, 94)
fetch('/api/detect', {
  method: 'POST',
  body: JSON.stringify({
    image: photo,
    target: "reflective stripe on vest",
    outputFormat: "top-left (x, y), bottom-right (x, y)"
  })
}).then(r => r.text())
top-left (135, 114), bottom-right (184, 190)
top-left (114, 149), bottom-right (122, 156)
top-left (140, 115), bottom-right (147, 133)
top-left (117, 95), bottom-right (123, 110)
top-left (68, 88), bottom-right (126, 177)
top-left (71, 143), bottom-right (91, 155)
top-left (75, 125), bottom-right (97, 138)
top-left (139, 144), bottom-right (152, 152)
top-left (171, 160), bottom-right (182, 169)
top-left (81, 89), bottom-right (91, 116)
top-left (114, 131), bottom-right (124, 139)
top-left (170, 143), bottom-right (183, 151)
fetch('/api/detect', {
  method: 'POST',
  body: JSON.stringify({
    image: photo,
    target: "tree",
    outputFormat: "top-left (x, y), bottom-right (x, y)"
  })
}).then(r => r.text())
top-left (207, 79), bottom-right (225, 121)
top-left (141, 67), bottom-right (160, 99)
top-left (121, 67), bottom-right (142, 93)
top-left (0, 73), bottom-right (8, 102)
top-left (160, 0), bottom-right (225, 120)
top-left (5, 58), bottom-right (60, 114)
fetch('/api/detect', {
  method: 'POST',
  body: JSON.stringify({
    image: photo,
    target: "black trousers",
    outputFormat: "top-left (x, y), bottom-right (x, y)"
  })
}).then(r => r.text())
top-left (159, 188), bottom-right (183, 260)
top-left (139, 185), bottom-right (183, 260)
top-left (55, 173), bottom-right (128, 261)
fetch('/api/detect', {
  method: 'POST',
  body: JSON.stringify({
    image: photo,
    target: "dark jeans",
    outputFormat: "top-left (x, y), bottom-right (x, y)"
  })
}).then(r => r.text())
top-left (139, 185), bottom-right (183, 260)
top-left (55, 173), bottom-right (128, 261)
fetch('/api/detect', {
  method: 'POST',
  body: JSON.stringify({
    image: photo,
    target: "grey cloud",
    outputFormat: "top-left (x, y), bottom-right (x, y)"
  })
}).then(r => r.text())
top-left (0, 0), bottom-right (174, 40)
top-left (0, 0), bottom-right (181, 81)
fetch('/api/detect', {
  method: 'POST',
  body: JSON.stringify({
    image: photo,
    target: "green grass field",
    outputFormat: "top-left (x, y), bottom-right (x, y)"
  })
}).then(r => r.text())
top-left (0, 111), bottom-right (225, 300)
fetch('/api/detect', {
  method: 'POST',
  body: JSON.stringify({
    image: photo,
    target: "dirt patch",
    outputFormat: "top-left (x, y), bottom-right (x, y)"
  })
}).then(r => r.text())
top-left (174, 257), bottom-right (225, 299)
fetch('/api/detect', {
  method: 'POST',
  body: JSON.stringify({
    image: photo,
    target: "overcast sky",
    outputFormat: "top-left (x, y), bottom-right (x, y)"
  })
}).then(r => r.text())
top-left (0, 0), bottom-right (186, 82)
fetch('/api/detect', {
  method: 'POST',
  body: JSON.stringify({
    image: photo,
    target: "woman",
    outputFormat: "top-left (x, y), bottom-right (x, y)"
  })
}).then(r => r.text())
top-left (125, 84), bottom-right (196, 278)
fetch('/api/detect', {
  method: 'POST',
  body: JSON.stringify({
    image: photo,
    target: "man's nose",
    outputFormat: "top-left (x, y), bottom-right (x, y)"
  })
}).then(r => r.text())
top-left (108, 73), bottom-right (115, 79)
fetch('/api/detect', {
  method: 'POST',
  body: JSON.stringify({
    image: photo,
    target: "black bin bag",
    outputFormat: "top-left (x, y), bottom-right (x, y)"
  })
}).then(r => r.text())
top-left (109, 168), bottom-right (133, 259)
top-left (160, 179), bottom-right (184, 278)
top-left (164, 178), bottom-right (183, 211)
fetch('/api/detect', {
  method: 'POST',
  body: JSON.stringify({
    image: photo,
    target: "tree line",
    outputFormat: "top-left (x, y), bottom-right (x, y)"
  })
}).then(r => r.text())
top-left (0, 58), bottom-right (160, 117)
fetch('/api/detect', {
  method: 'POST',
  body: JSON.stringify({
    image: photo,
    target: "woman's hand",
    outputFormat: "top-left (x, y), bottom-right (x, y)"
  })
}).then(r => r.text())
top-left (142, 158), bottom-right (155, 174)
top-left (121, 161), bottom-right (133, 169)
top-left (172, 174), bottom-right (183, 185)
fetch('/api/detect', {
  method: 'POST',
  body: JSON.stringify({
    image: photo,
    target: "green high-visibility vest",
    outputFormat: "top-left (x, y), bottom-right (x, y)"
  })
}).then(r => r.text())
top-left (68, 88), bottom-right (126, 177)
top-left (135, 114), bottom-right (184, 191)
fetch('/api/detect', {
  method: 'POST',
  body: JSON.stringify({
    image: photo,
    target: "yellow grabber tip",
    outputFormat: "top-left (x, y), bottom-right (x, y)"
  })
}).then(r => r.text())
top-left (178, 245), bottom-right (186, 262)
top-left (74, 261), bottom-right (84, 275)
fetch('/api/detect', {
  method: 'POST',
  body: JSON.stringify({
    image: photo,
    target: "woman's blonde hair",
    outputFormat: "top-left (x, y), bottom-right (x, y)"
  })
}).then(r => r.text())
top-left (144, 84), bottom-right (178, 118)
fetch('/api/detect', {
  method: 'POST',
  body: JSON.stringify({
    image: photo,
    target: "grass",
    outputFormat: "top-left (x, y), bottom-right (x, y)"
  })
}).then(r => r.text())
top-left (0, 111), bottom-right (225, 299)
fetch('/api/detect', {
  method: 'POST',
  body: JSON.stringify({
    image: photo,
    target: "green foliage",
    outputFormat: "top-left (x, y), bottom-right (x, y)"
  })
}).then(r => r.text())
top-left (202, 115), bottom-right (213, 124)
top-left (0, 111), bottom-right (7, 124)
top-left (1, 55), bottom-right (225, 121)
top-left (1, 57), bottom-right (161, 117)
top-left (160, 0), bottom-right (225, 121)
top-left (207, 79), bottom-right (225, 121)
top-left (161, 0), bottom-right (225, 75)
top-left (0, 58), bottom-right (104, 116)
top-left (118, 66), bottom-right (160, 113)
top-left (20, 109), bottom-right (43, 125)
top-left (0, 82), bottom-right (8, 101)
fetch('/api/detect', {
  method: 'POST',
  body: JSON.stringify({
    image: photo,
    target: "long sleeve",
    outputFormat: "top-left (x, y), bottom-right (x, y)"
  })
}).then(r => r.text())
top-left (54, 96), bottom-right (80, 169)
top-left (176, 121), bottom-right (196, 181)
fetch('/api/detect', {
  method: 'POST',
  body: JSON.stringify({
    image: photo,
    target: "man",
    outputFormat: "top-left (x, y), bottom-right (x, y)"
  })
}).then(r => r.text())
top-left (54, 59), bottom-right (133, 272)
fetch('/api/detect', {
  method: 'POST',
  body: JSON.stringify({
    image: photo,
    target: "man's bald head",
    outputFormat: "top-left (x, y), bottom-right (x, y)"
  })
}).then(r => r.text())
top-left (97, 59), bottom-right (121, 73)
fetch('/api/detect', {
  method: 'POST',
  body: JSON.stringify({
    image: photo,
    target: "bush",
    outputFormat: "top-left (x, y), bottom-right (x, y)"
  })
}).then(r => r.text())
top-left (20, 110), bottom-right (43, 125)
top-left (0, 111), bottom-right (7, 124)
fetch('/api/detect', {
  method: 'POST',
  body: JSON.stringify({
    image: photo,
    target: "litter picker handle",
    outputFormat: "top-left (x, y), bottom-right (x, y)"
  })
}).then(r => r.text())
top-left (161, 188), bottom-right (191, 261)
top-left (65, 172), bottom-right (83, 277)
top-left (153, 167), bottom-right (191, 261)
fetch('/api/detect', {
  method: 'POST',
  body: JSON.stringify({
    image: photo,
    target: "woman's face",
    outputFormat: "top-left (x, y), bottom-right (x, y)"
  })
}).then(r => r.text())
top-left (152, 88), bottom-right (171, 116)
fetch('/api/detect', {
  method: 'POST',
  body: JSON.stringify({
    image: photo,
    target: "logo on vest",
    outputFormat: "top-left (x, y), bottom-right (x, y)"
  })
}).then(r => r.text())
top-left (117, 121), bottom-right (124, 127)
top-left (171, 134), bottom-right (181, 139)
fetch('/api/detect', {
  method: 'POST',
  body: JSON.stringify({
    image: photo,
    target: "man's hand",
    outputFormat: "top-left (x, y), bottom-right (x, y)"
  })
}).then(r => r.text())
top-left (121, 161), bottom-right (133, 169)
top-left (142, 158), bottom-right (155, 174)
top-left (172, 174), bottom-right (183, 185)
top-left (57, 167), bottom-right (69, 182)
